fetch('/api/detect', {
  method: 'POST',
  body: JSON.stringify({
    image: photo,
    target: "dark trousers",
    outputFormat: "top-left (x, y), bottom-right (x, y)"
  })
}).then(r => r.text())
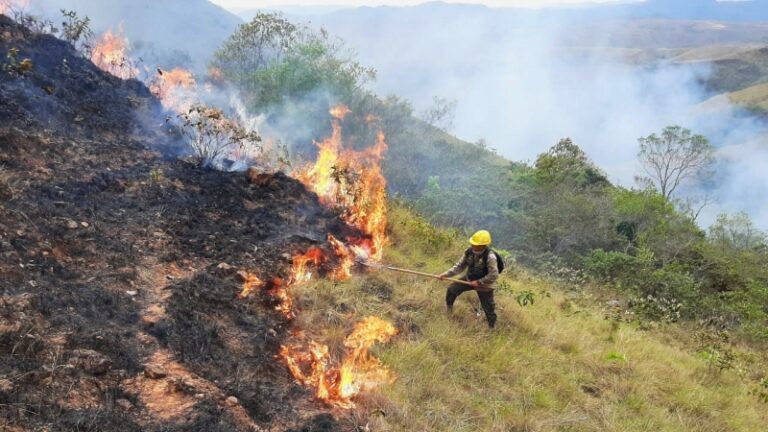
top-left (446, 280), bottom-right (497, 328)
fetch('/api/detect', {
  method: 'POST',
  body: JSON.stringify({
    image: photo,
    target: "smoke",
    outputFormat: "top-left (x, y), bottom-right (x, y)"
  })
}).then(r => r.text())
top-left (307, 3), bottom-right (768, 230)
top-left (26, 0), bottom-right (240, 73)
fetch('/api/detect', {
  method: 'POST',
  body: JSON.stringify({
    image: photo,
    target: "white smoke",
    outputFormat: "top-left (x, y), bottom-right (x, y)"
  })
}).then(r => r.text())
top-left (308, 3), bottom-right (768, 229)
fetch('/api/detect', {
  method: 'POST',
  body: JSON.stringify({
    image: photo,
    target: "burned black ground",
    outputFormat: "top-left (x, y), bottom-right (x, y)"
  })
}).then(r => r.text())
top-left (1, 15), bottom-right (353, 432)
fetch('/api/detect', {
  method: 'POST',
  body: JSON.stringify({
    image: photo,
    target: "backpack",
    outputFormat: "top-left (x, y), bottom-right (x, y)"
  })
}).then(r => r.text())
top-left (465, 248), bottom-right (505, 275)
top-left (490, 249), bottom-right (505, 274)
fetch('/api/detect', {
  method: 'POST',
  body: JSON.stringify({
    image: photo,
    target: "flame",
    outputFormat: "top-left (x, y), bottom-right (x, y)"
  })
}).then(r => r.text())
top-left (270, 277), bottom-right (294, 319)
top-left (327, 234), bottom-right (354, 281)
top-left (238, 271), bottom-right (264, 298)
top-left (235, 108), bottom-right (395, 408)
top-left (237, 273), bottom-right (294, 319)
top-left (280, 316), bottom-right (397, 408)
top-left (90, 29), bottom-right (138, 80)
top-left (208, 67), bottom-right (225, 82)
top-left (149, 68), bottom-right (196, 112)
top-left (290, 247), bottom-right (327, 284)
top-left (329, 104), bottom-right (351, 120)
top-left (295, 105), bottom-right (388, 263)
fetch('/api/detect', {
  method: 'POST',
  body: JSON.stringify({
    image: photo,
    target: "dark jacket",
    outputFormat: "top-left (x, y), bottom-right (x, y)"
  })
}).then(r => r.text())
top-left (440, 248), bottom-right (499, 289)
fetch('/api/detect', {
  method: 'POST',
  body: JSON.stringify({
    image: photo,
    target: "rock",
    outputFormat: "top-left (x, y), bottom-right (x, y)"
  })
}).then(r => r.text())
top-left (68, 349), bottom-right (112, 375)
top-left (126, 290), bottom-right (138, 296)
top-left (116, 398), bottom-right (133, 411)
top-left (246, 168), bottom-right (276, 187)
top-left (80, 221), bottom-right (89, 228)
top-left (235, 270), bottom-right (251, 282)
top-left (225, 396), bottom-right (238, 406)
top-left (66, 220), bottom-right (79, 230)
top-left (0, 379), bottom-right (13, 392)
top-left (143, 364), bottom-right (167, 379)
top-left (194, 393), bottom-right (205, 399)
top-left (216, 262), bottom-right (233, 270)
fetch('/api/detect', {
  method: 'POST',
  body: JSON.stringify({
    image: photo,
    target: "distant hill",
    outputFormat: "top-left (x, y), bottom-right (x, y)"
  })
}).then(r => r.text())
top-left (693, 46), bottom-right (768, 94)
top-left (235, 1), bottom-right (768, 23)
top-left (609, 0), bottom-right (768, 22)
top-left (28, 0), bottom-right (242, 71)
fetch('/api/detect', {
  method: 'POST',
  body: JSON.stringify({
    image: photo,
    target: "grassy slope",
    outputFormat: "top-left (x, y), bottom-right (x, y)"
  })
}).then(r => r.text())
top-left (727, 82), bottom-right (768, 112)
top-left (292, 203), bottom-right (767, 431)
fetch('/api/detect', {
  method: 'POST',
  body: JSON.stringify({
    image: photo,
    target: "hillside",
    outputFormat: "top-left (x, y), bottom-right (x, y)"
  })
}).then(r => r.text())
top-left (286, 203), bottom-right (768, 431)
top-left (691, 46), bottom-right (768, 95)
top-left (28, 0), bottom-right (242, 71)
top-left (3, 7), bottom-right (768, 432)
top-left (0, 14), bottom-right (360, 431)
top-left (728, 82), bottom-right (768, 113)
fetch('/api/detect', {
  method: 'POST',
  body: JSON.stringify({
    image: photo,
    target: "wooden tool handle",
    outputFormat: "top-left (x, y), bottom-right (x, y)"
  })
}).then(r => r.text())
top-left (384, 266), bottom-right (491, 290)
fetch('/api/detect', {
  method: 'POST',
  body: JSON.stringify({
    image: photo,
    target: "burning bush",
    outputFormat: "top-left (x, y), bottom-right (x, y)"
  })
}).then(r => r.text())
top-left (295, 105), bottom-right (389, 262)
top-left (90, 28), bottom-right (138, 80)
top-left (148, 67), bottom-right (196, 112)
top-left (176, 104), bottom-right (261, 168)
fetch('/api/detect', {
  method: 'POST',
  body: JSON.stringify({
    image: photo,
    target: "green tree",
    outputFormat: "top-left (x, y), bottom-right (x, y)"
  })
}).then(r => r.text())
top-left (534, 138), bottom-right (610, 189)
top-left (212, 12), bottom-right (375, 111)
top-left (709, 212), bottom-right (767, 251)
top-left (637, 126), bottom-right (714, 200)
top-left (512, 139), bottom-right (619, 258)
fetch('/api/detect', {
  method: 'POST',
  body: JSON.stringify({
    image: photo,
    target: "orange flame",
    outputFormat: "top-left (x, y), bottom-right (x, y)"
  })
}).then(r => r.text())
top-left (149, 68), bottom-right (197, 112)
top-left (237, 271), bottom-right (264, 298)
top-left (327, 234), bottom-right (354, 281)
top-left (270, 277), bottom-right (295, 319)
top-left (208, 67), bottom-right (225, 82)
top-left (280, 316), bottom-right (397, 408)
top-left (295, 105), bottom-right (388, 263)
top-left (290, 247), bottom-right (327, 284)
top-left (238, 107), bottom-right (395, 408)
top-left (90, 29), bottom-right (138, 80)
top-left (237, 273), bottom-right (294, 319)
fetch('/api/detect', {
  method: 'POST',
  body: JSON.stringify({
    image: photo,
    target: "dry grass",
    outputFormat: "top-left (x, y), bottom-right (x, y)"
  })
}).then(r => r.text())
top-left (728, 82), bottom-right (768, 111)
top-left (291, 204), bottom-right (768, 431)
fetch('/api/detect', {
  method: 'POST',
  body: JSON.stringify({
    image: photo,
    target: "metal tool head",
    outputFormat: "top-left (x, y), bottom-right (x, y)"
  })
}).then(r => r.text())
top-left (354, 258), bottom-right (386, 269)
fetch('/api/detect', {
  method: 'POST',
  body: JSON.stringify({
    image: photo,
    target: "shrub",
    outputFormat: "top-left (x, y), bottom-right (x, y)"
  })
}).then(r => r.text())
top-left (176, 105), bottom-right (261, 168)
top-left (584, 249), bottom-right (642, 281)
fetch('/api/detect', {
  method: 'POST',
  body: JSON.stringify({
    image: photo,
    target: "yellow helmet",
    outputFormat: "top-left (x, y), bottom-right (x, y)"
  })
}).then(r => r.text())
top-left (469, 230), bottom-right (492, 246)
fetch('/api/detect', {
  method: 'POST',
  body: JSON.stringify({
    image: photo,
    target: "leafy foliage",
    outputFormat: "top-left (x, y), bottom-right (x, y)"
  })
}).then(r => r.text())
top-left (709, 212), bottom-right (767, 251)
top-left (2, 47), bottom-right (32, 76)
top-left (212, 12), bottom-right (374, 113)
top-left (59, 9), bottom-right (94, 54)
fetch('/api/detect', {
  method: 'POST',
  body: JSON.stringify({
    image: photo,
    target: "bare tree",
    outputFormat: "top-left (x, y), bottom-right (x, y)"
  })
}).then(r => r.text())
top-left (176, 105), bottom-right (261, 168)
top-left (678, 194), bottom-right (712, 223)
top-left (419, 96), bottom-right (457, 132)
top-left (636, 126), bottom-right (714, 200)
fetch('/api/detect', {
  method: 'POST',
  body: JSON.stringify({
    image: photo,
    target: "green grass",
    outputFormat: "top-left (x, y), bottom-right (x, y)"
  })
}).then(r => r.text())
top-left (291, 203), bottom-right (768, 431)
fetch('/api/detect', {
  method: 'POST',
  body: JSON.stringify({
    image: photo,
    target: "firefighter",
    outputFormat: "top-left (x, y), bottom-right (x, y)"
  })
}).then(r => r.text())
top-left (438, 230), bottom-right (499, 328)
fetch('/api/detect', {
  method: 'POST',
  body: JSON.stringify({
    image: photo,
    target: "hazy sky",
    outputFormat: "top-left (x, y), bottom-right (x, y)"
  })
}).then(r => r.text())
top-left (209, 0), bottom-right (627, 9)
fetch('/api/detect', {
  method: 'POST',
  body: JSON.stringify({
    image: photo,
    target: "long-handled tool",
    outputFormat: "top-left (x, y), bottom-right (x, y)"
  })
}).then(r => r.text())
top-left (356, 259), bottom-right (492, 291)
